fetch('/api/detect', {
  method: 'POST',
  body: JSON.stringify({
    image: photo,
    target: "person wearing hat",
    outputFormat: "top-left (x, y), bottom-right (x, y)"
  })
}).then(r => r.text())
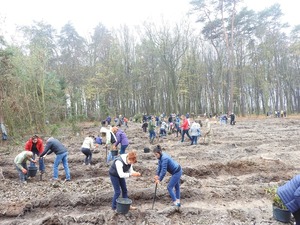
top-left (14, 151), bottom-right (37, 184)
top-left (153, 145), bottom-right (182, 207)
top-left (109, 150), bottom-right (141, 211)
top-left (25, 134), bottom-right (45, 174)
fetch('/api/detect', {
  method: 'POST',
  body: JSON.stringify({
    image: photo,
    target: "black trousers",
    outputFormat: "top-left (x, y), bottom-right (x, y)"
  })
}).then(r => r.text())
top-left (293, 209), bottom-right (300, 225)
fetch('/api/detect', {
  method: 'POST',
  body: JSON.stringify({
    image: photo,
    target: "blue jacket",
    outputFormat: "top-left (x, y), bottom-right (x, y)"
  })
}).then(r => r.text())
top-left (277, 174), bottom-right (300, 213)
top-left (156, 152), bottom-right (180, 181)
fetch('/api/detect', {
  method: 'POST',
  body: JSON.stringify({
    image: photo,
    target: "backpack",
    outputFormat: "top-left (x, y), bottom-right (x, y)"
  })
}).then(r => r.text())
top-left (110, 132), bottom-right (116, 144)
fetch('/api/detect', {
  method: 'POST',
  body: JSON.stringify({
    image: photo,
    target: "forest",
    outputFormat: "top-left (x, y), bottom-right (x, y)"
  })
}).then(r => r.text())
top-left (0, 0), bottom-right (299, 136)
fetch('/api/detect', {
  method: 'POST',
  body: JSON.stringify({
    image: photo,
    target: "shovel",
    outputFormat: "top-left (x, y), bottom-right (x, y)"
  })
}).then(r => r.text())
top-left (39, 157), bottom-right (45, 181)
top-left (105, 145), bottom-right (108, 162)
top-left (152, 183), bottom-right (158, 209)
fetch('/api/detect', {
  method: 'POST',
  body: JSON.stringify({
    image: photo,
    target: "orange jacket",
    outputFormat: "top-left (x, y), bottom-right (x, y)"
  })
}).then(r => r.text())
top-left (25, 138), bottom-right (44, 155)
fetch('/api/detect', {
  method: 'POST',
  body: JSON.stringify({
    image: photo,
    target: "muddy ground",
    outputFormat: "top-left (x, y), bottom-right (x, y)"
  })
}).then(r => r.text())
top-left (0, 116), bottom-right (299, 225)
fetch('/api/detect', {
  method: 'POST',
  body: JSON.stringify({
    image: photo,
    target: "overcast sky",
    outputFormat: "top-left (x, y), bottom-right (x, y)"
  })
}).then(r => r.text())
top-left (0, 0), bottom-right (299, 39)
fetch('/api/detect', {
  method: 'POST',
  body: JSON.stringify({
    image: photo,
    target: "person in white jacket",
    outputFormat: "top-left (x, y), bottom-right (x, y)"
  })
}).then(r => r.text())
top-left (81, 135), bottom-right (95, 165)
top-left (100, 126), bottom-right (117, 163)
top-left (189, 120), bottom-right (201, 145)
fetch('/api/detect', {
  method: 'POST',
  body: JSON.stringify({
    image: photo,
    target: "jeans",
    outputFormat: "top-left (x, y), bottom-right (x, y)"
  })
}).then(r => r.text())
top-left (119, 145), bottom-right (128, 154)
top-left (167, 167), bottom-right (182, 202)
top-left (191, 136), bottom-right (198, 145)
top-left (181, 129), bottom-right (192, 142)
top-left (175, 124), bottom-right (180, 137)
top-left (107, 151), bottom-right (118, 163)
top-left (149, 130), bottom-right (156, 139)
top-left (160, 128), bottom-right (166, 137)
top-left (81, 148), bottom-right (92, 165)
top-left (30, 151), bottom-right (45, 172)
top-left (110, 175), bottom-right (128, 210)
top-left (16, 163), bottom-right (28, 182)
top-left (53, 152), bottom-right (71, 180)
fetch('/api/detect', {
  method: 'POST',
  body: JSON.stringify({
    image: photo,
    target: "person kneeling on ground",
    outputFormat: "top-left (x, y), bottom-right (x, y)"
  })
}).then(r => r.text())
top-left (109, 150), bottom-right (141, 211)
top-left (14, 151), bottom-right (37, 184)
top-left (153, 145), bottom-right (182, 207)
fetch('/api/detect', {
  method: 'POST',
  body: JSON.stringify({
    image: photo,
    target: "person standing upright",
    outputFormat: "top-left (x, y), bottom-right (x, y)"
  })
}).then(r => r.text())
top-left (39, 137), bottom-right (71, 182)
top-left (189, 120), bottom-right (201, 145)
top-left (180, 115), bottom-right (192, 143)
top-left (25, 134), bottom-right (45, 174)
top-left (148, 116), bottom-right (156, 144)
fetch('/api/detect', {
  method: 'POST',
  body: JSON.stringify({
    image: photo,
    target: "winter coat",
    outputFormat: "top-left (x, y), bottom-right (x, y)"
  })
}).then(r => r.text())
top-left (277, 174), bottom-right (300, 213)
top-left (100, 127), bottom-right (117, 145)
top-left (181, 119), bottom-right (189, 130)
top-left (40, 138), bottom-right (68, 157)
top-left (14, 151), bottom-right (33, 170)
top-left (156, 152), bottom-right (180, 182)
top-left (190, 122), bottom-right (201, 137)
top-left (81, 137), bottom-right (94, 150)
top-left (114, 129), bottom-right (129, 147)
top-left (25, 138), bottom-right (44, 155)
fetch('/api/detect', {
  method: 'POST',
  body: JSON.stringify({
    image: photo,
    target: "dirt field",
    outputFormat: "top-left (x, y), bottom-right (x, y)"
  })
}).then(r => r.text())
top-left (0, 116), bottom-right (299, 225)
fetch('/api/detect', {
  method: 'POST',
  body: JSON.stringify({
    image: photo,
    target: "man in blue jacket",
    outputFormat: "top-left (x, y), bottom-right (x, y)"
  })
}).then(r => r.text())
top-left (39, 137), bottom-right (71, 182)
top-left (277, 174), bottom-right (300, 224)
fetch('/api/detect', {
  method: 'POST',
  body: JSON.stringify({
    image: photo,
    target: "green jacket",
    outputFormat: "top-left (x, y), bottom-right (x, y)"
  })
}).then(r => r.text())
top-left (148, 120), bottom-right (156, 131)
top-left (14, 151), bottom-right (33, 170)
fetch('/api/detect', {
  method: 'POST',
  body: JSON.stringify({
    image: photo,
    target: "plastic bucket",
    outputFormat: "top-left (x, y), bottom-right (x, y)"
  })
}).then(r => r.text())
top-left (116, 198), bottom-right (132, 214)
top-left (28, 166), bottom-right (38, 177)
top-left (273, 205), bottom-right (291, 223)
top-left (111, 150), bottom-right (118, 156)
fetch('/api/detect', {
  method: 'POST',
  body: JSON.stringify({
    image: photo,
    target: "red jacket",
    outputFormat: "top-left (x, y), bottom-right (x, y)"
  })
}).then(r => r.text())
top-left (25, 138), bottom-right (44, 154)
top-left (181, 119), bottom-right (190, 130)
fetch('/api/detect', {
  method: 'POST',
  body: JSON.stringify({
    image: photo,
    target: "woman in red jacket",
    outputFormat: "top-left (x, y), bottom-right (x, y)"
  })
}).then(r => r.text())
top-left (180, 115), bottom-right (192, 142)
top-left (25, 135), bottom-right (45, 174)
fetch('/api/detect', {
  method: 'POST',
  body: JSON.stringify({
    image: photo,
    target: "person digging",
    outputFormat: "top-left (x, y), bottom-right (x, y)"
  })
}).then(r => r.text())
top-left (153, 145), bottom-right (182, 207)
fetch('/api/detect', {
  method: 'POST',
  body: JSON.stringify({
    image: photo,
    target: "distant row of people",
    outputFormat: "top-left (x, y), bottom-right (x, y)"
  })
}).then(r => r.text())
top-left (142, 114), bottom-right (212, 145)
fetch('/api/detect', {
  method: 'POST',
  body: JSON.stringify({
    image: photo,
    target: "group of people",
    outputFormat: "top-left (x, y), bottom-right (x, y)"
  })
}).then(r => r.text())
top-left (15, 135), bottom-right (71, 184)
top-left (109, 145), bottom-right (182, 211)
top-left (14, 132), bottom-right (183, 213)
top-left (143, 114), bottom-right (205, 146)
